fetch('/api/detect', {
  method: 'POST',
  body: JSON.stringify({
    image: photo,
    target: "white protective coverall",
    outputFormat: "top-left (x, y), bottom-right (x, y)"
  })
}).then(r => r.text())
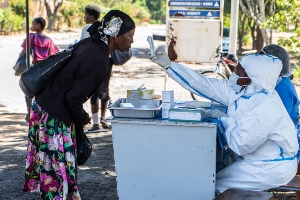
top-left (166, 54), bottom-right (298, 192)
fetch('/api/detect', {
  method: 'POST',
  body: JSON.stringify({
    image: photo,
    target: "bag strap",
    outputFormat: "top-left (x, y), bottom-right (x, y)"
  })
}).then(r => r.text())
top-left (31, 33), bottom-right (36, 60)
top-left (66, 38), bottom-right (90, 53)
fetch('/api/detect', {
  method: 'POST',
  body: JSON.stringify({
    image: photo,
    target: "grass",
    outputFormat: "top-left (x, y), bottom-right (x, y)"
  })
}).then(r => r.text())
top-left (293, 63), bottom-right (300, 79)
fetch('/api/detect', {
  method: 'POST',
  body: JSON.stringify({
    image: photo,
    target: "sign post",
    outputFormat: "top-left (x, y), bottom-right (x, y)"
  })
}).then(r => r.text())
top-left (164, 0), bottom-right (224, 90)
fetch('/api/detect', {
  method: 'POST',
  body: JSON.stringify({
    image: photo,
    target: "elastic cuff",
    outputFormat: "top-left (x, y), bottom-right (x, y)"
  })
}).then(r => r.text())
top-left (163, 62), bottom-right (171, 70)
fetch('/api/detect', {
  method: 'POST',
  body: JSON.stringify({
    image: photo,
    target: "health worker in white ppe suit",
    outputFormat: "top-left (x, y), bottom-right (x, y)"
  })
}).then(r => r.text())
top-left (147, 50), bottom-right (299, 192)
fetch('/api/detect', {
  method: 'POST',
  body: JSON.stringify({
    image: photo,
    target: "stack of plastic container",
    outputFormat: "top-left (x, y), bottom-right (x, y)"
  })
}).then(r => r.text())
top-left (161, 90), bottom-right (174, 119)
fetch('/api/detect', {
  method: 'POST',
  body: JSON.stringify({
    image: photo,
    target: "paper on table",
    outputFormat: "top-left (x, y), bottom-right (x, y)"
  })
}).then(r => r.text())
top-left (169, 111), bottom-right (202, 121)
top-left (185, 101), bottom-right (211, 108)
top-left (120, 103), bottom-right (135, 108)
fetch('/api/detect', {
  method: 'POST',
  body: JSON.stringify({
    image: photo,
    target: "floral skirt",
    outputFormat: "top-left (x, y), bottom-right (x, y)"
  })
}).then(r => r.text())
top-left (23, 100), bottom-right (81, 200)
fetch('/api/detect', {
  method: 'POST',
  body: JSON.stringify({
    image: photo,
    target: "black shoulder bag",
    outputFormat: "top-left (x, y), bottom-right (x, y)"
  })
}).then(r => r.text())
top-left (76, 127), bottom-right (92, 165)
top-left (19, 39), bottom-right (87, 98)
top-left (13, 34), bottom-right (35, 76)
top-left (13, 52), bottom-right (27, 76)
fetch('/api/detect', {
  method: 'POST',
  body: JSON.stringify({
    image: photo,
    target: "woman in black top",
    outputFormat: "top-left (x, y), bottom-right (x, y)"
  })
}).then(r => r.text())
top-left (23, 10), bottom-right (135, 199)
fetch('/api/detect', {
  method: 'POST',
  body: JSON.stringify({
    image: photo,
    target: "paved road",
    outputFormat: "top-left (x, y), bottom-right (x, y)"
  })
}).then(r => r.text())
top-left (0, 25), bottom-right (214, 115)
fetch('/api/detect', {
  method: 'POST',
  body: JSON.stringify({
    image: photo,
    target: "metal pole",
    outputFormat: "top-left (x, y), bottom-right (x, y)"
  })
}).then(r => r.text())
top-left (226, 0), bottom-right (239, 63)
top-left (25, 0), bottom-right (31, 122)
top-left (164, 0), bottom-right (170, 91)
top-left (25, 0), bottom-right (30, 69)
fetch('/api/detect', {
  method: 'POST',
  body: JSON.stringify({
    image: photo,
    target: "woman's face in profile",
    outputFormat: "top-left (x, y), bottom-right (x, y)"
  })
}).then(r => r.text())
top-left (115, 28), bottom-right (135, 52)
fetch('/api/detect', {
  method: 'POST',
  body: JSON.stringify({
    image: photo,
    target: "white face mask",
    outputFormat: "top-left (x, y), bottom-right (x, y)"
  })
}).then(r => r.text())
top-left (229, 72), bottom-right (249, 92)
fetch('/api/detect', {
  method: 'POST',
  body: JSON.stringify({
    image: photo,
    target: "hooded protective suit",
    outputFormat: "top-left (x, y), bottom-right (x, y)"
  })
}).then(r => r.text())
top-left (262, 44), bottom-right (300, 123)
top-left (166, 54), bottom-right (298, 192)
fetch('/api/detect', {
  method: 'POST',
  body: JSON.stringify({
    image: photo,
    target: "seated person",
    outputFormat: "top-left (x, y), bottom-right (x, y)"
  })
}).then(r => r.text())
top-left (148, 50), bottom-right (299, 192)
top-left (260, 44), bottom-right (300, 124)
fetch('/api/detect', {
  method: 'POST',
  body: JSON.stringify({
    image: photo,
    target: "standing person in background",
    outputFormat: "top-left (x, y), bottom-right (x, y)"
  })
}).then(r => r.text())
top-left (23, 10), bottom-right (136, 199)
top-left (20, 17), bottom-right (59, 122)
top-left (80, 4), bottom-right (101, 40)
top-left (80, 4), bottom-right (133, 132)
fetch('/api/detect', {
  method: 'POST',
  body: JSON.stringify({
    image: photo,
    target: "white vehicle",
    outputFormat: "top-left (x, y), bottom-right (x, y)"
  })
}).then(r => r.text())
top-left (222, 27), bottom-right (230, 53)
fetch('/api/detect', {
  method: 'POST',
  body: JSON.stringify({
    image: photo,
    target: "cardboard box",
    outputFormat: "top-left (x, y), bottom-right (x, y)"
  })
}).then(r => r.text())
top-left (169, 108), bottom-right (205, 122)
top-left (139, 89), bottom-right (155, 99)
top-left (127, 90), bottom-right (140, 99)
top-left (162, 90), bottom-right (174, 103)
top-left (162, 102), bottom-right (174, 109)
top-left (161, 102), bottom-right (175, 119)
top-left (162, 108), bottom-right (170, 119)
top-left (127, 89), bottom-right (155, 99)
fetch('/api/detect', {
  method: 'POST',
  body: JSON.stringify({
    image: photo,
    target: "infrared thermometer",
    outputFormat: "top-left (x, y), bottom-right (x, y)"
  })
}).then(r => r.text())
top-left (147, 36), bottom-right (155, 56)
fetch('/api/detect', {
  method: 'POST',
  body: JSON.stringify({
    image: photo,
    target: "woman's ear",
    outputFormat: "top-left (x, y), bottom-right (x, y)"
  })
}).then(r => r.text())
top-left (36, 23), bottom-right (41, 30)
top-left (114, 36), bottom-right (120, 41)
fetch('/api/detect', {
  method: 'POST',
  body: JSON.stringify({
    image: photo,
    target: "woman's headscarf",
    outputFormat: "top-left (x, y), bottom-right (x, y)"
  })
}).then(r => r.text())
top-left (87, 10), bottom-right (135, 45)
top-left (239, 54), bottom-right (282, 93)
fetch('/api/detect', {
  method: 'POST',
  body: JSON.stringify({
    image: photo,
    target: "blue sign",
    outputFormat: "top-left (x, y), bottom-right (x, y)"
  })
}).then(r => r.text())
top-left (169, 1), bottom-right (220, 8)
top-left (169, 10), bottom-right (220, 17)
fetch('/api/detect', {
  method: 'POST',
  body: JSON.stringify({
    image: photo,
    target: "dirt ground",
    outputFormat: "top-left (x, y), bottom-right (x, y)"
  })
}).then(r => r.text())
top-left (1, 28), bottom-right (300, 199)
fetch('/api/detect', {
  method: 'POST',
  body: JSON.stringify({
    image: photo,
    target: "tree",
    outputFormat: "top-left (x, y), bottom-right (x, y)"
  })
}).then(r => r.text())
top-left (239, 0), bottom-right (276, 47)
top-left (145, 0), bottom-right (166, 23)
top-left (237, 12), bottom-right (249, 50)
top-left (44, 0), bottom-right (64, 30)
top-left (264, 0), bottom-right (300, 49)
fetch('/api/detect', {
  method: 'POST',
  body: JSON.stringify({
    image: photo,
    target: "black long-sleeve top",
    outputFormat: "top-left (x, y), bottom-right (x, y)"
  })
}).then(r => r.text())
top-left (35, 38), bottom-right (109, 127)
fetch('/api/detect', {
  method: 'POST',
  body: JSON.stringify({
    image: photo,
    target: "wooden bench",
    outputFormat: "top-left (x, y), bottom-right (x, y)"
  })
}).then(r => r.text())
top-left (214, 164), bottom-right (300, 199)
top-left (273, 164), bottom-right (300, 200)
top-left (213, 188), bottom-right (273, 200)
top-left (213, 175), bottom-right (300, 200)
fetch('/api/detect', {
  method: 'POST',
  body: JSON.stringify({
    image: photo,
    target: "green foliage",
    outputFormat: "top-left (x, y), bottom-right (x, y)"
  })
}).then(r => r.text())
top-left (292, 63), bottom-right (300, 79)
top-left (243, 35), bottom-right (249, 46)
top-left (223, 14), bottom-right (230, 28)
top-left (60, 0), bottom-right (104, 28)
top-left (60, 0), bottom-right (153, 28)
top-left (145, 0), bottom-right (166, 22)
top-left (112, 1), bottom-right (150, 24)
top-left (264, 0), bottom-right (300, 49)
top-left (10, 0), bottom-right (26, 17)
top-left (60, 4), bottom-right (83, 28)
top-left (148, 19), bottom-right (163, 24)
top-left (0, 8), bottom-right (24, 33)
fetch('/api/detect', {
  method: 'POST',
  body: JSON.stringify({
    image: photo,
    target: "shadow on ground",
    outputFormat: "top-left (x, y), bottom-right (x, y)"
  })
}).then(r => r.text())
top-left (0, 112), bottom-right (118, 200)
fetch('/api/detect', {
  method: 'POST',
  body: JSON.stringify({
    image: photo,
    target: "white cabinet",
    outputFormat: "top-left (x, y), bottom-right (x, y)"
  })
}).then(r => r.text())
top-left (110, 118), bottom-right (217, 200)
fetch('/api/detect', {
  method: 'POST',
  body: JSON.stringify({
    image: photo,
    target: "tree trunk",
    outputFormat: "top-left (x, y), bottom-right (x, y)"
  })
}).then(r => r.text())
top-left (249, 20), bottom-right (256, 50)
top-left (44, 0), bottom-right (63, 30)
top-left (239, 0), bottom-right (271, 48)
top-left (238, 13), bottom-right (247, 50)
top-left (260, 28), bottom-right (270, 45)
top-left (47, 19), bottom-right (56, 30)
top-left (256, 26), bottom-right (264, 52)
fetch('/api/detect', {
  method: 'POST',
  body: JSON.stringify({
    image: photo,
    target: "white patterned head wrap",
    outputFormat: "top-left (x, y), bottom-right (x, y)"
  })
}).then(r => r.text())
top-left (87, 10), bottom-right (135, 45)
top-left (103, 17), bottom-right (123, 37)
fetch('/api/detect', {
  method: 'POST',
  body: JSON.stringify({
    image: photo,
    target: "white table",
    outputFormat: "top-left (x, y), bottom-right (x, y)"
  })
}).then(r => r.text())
top-left (108, 118), bottom-right (217, 200)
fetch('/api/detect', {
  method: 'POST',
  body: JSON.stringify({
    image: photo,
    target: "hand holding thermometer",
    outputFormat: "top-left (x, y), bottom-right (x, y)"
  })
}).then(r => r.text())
top-left (147, 36), bottom-right (155, 56)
